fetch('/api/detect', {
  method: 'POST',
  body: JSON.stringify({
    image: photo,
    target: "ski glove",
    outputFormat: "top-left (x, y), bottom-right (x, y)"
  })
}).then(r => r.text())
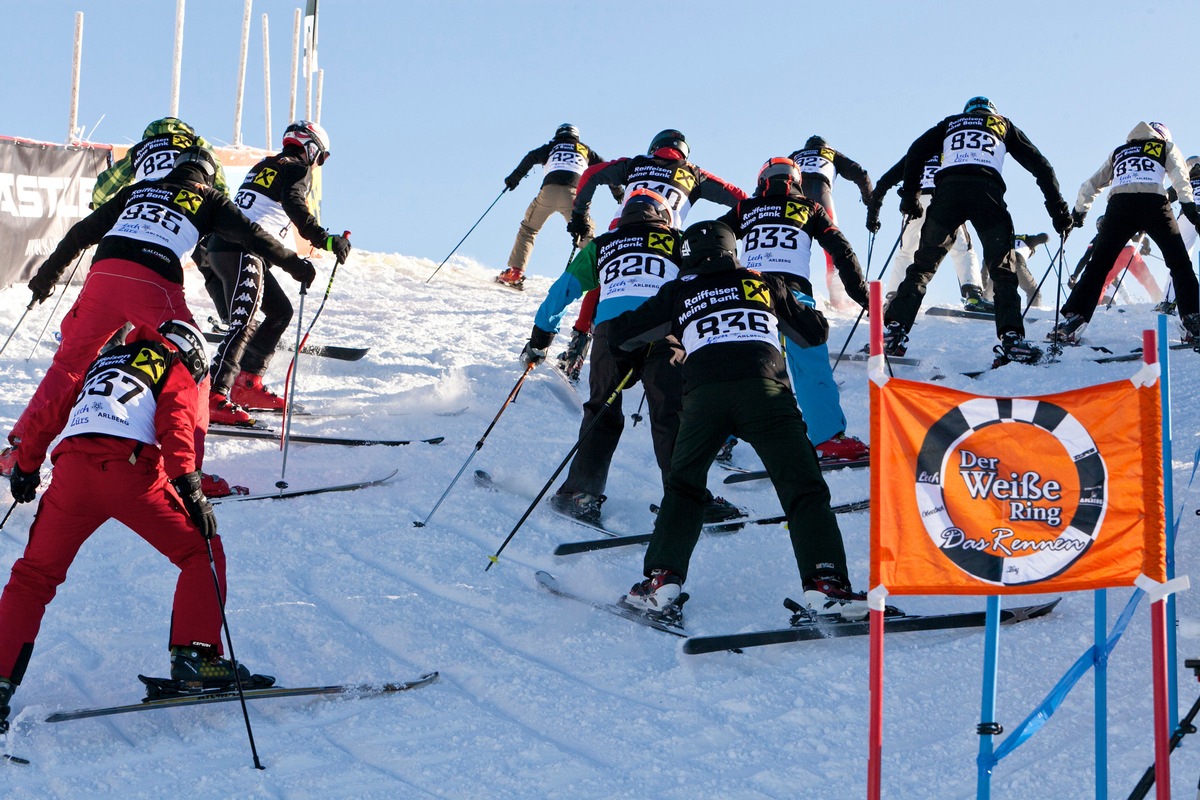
top-left (1047, 199), bottom-right (1073, 235)
top-left (282, 255), bottom-right (317, 289)
top-left (567, 213), bottom-right (593, 246)
top-left (325, 234), bottom-right (352, 264)
top-left (1182, 202), bottom-right (1200, 229)
top-left (521, 326), bottom-right (556, 366)
top-left (503, 173), bottom-right (521, 191)
top-left (898, 195), bottom-right (922, 219)
top-left (171, 471), bottom-right (217, 540)
top-left (1071, 209), bottom-right (1087, 230)
top-left (27, 267), bottom-right (56, 305)
top-left (9, 465), bottom-right (39, 504)
top-left (865, 206), bottom-right (881, 233)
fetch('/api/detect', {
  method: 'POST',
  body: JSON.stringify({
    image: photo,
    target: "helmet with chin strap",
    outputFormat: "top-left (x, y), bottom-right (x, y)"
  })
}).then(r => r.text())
top-left (648, 129), bottom-right (688, 159)
top-left (157, 319), bottom-right (208, 383)
top-left (283, 120), bottom-right (331, 166)
top-left (555, 123), bottom-right (579, 140)
top-left (757, 157), bottom-right (802, 192)
top-left (173, 146), bottom-right (219, 185)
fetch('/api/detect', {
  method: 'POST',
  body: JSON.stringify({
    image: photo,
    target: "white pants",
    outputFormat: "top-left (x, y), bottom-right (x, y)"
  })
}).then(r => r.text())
top-left (885, 193), bottom-right (983, 295)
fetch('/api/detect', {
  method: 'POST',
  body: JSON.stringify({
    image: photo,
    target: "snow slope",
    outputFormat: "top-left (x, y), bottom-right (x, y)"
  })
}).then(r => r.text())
top-left (0, 250), bottom-right (1197, 799)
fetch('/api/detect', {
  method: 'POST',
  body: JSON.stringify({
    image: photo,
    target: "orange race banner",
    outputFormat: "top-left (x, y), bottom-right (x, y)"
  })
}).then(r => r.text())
top-left (869, 375), bottom-right (1165, 595)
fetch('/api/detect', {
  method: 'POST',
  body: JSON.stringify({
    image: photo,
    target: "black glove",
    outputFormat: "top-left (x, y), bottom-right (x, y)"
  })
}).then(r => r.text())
top-left (1071, 209), bottom-right (1087, 230)
top-left (283, 255), bottom-right (316, 289)
top-left (1182, 202), bottom-right (1200, 229)
top-left (1047, 199), bottom-right (1073, 234)
top-left (521, 326), bottom-right (556, 366)
top-left (325, 234), bottom-right (352, 264)
top-left (865, 206), bottom-right (881, 233)
top-left (1140, 236), bottom-right (1152, 256)
top-left (28, 268), bottom-right (55, 305)
top-left (9, 464), bottom-right (39, 504)
top-left (898, 195), bottom-right (922, 219)
top-left (171, 470), bottom-right (217, 540)
top-left (567, 213), bottom-right (593, 246)
top-left (503, 173), bottom-right (521, 192)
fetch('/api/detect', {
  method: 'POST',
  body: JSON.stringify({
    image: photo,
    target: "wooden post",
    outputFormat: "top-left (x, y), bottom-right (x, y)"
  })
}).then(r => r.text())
top-left (67, 12), bottom-right (83, 141)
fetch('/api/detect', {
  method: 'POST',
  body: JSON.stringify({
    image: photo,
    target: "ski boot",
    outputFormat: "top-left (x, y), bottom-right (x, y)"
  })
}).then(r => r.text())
top-left (882, 321), bottom-right (908, 357)
top-left (229, 373), bottom-right (286, 412)
top-left (549, 490), bottom-right (605, 525)
top-left (994, 332), bottom-right (1043, 367)
top-left (496, 267), bottom-right (525, 290)
top-left (962, 285), bottom-right (995, 314)
top-left (802, 571), bottom-right (869, 621)
top-left (1182, 313), bottom-right (1200, 348)
top-left (701, 495), bottom-right (743, 524)
top-left (200, 472), bottom-right (249, 498)
top-left (554, 328), bottom-right (592, 382)
top-left (0, 679), bottom-right (14, 734)
top-left (714, 437), bottom-right (738, 464)
top-left (622, 569), bottom-right (683, 614)
top-left (162, 645), bottom-right (276, 695)
top-left (815, 433), bottom-right (869, 463)
top-left (1045, 313), bottom-right (1087, 346)
top-left (208, 392), bottom-right (255, 427)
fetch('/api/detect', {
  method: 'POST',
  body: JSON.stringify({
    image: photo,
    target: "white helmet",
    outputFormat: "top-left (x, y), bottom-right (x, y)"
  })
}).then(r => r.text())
top-left (283, 120), bottom-right (331, 166)
top-left (157, 319), bottom-right (208, 383)
top-left (1148, 121), bottom-right (1173, 142)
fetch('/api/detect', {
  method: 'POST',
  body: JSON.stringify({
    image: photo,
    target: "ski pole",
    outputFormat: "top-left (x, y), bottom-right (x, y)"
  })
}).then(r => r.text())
top-left (832, 220), bottom-right (906, 373)
top-left (1022, 235), bottom-right (1068, 320)
top-left (0, 501), bottom-right (16, 531)
top-left (424, 188), bottom-right (507, 284)
top-left (202, 534), bottom-right (264, 770)
top-left (278, 232), bottom-right (350, 470)
top-left (630, 390), bottom-right (646, 427)
top-left (485, 368), bottom-right (635, 571)
top-left (25, 250), bottom-right (88, 360)
top-left (414, 363), bottom-right (535, 528)
top-left (277, 283), bottom-right (306, 490)
top-left (1126, 666), bottom-right (1200, 799)
top-left (0, 302), bottom-right (36, 359)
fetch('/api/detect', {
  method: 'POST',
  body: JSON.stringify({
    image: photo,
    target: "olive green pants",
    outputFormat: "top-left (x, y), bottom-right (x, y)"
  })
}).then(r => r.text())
top-left (644, 377), bottom-right (849, 585)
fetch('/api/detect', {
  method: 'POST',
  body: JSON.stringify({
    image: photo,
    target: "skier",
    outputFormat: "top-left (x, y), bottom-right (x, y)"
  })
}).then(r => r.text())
top-left (0, 321), bottom-right (273, 731)
top-left (1050, 121), bottom-right (1200, 344)
top-left (1153, 155), bottom-right (1200, 315)
top-left (869, 153), bottom-right (991, 312)
top-left (92, 117), bottom-right (232, 319)
top-left (0, 147), bottom-right (315, 487)
top-left (206, 120), bottom-right (350, 424)
top-left (714, 157), bottom-right (870, 460)
top-left (520, 189), bottom-right (739, 525)
top-left (883, 96), bottom-right (1072, 364)
top-left (605, 220), bottom-right (867, 620)
top-left (559, 129), bottom-right (747, 384)
top-left (496, 124), bottom-right (610, 289)
top-left (789, 135), bottom-right (873, 310)
top-left (996, 231), bottom-right (1051, 308)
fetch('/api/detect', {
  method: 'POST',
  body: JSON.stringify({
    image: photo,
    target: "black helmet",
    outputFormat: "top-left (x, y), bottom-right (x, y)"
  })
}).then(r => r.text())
top-left (555, 123), bottom-right (579, 140)
top-left (757, 157), bottom-right (802, 190)
top-left (964, 96), bottom-right (996, 115)
top-left (158, 319), bottom-right (208, 383)
top-left (173, 146), bottom-right (218, 185)
top-left (680, 220), bottom-right (737, 270)
top-left (648, 129), bottom-right (688, 159)
top-left (619, 187), bottom-right (672, 226)
top-left (804, 135), bottom-right (827, 149)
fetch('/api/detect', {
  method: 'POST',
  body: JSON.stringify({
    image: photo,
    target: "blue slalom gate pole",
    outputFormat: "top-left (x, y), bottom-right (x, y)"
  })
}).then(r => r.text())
top-left (1157, 315), bottom-right (1178, 731)
top-left (1094, 589), bottom-right (1108, 799)
top-left (976, 595), bottom-right (1002, 799)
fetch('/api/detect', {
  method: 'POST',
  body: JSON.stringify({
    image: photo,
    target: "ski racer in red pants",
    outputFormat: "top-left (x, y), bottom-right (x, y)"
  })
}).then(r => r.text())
top-left (0, 146), bottom-right (314, 494)
top-left (0, 321), bottom-right (272, 731)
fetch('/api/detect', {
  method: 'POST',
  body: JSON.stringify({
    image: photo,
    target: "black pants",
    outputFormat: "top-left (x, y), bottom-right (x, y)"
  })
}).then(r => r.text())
top-left (558, 322), bottom-right (685, 498)
top-left (207, 250), bottom-right (293, 394)
top-left (643, 377), bottom-right (848, 584)
top-left (1064, 193), bottom-right (1198, 321)
top-left (887, 176), bottom-right (1024, 336)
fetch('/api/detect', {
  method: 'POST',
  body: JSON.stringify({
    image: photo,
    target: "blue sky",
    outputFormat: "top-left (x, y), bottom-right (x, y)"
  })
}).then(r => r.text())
top-left (6, 1), bottom-right (1200, 302)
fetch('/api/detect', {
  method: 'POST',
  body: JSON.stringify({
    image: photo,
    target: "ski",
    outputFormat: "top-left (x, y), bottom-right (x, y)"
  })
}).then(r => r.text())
top-left (534, 570), bottom-right (686, 637)
top-left (210, 470), bottom-right (398, 503)
top-left (925, 305), bottom-right (995, 321)
top-left (831, 352), bottom-right (922, 367)
top-left (202, 330), bottom-right (369, 361)
top-left (1093, 342), bottom-right (1194, 364)
top-left (473, 469), bottom-right (625, 537)
top-left (553, 498), bottom-right (870, 556)
top-left (681, 598), bottom-right (1060, 655)
top-left (206, 427), bottom-right (444, 447)
top-left (721, 457), bottom-right (870, 485)
top-left (45, 671), bottom-right (439, 723)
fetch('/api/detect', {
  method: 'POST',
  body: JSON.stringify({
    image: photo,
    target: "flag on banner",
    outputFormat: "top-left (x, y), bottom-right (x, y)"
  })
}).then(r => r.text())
top-left (870, 376), bottom-right (1164, 595)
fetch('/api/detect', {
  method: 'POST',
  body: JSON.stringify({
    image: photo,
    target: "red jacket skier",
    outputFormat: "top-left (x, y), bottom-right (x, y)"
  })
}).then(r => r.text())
top-left (0, 321), bottom-right (273, 731)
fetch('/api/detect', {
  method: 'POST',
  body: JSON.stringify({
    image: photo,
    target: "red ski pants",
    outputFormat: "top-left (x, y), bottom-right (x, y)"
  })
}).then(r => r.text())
top-left (0, 441), bottom-right (227, 684)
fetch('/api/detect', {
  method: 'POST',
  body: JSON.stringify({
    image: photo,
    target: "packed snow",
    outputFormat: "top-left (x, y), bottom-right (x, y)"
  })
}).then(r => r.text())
top-left (0, 248), bottom-right (1197, 799)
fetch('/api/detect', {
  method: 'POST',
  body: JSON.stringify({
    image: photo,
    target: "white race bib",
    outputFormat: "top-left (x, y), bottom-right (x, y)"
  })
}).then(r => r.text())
top-left (545, 142), bottom-right (588, 177)
top-left (681, 308), bottom-right (781, 355)
top-left (64, 358), bottom-right (161, 445)
top-left (741, 223), bottom-right (814, 280)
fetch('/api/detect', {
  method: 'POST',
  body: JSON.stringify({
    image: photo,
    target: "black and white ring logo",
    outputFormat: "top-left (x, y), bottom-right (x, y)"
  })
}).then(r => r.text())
top-left (914, 397), bottom-right (1107, 586)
